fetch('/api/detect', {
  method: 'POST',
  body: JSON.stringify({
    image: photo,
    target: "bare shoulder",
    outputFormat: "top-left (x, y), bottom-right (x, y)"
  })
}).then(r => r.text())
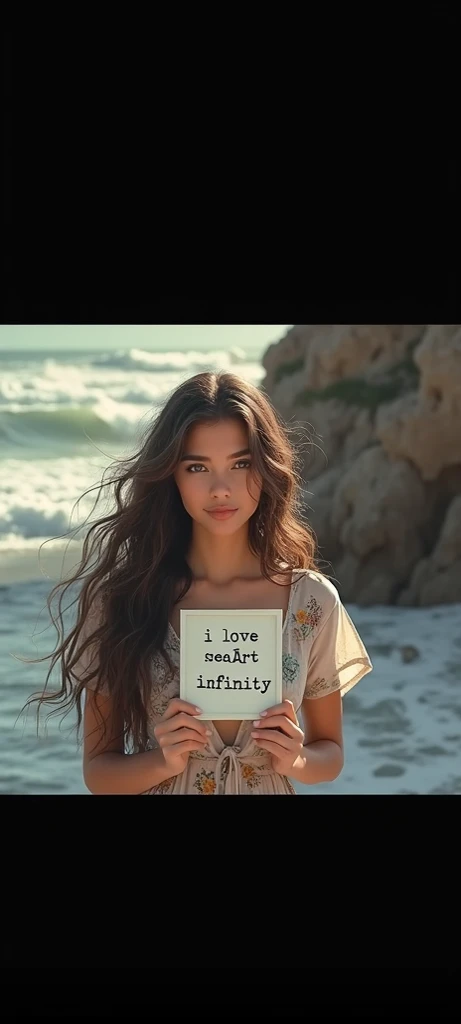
top-left (268, 568), bottom-right (294, 589)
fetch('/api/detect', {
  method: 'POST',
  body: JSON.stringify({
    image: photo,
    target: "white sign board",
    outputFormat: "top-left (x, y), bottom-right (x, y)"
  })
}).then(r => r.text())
top-left (179, 609), bottom-right (283, 719)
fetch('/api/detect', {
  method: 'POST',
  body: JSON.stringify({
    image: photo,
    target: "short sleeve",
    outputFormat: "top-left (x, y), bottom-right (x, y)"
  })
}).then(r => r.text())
top-left (304, 588), bottom-right (373, 700)
top-left (70, 592), bottom-right (109, 695)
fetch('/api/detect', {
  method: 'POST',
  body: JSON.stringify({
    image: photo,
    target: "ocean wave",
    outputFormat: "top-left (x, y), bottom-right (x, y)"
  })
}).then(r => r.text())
top-left (0, 509), bottom-right (74, 546)
top-left (0, 454), bottom-right (107, 547)
top-left (0, 349), bottom-right (263, 421)
top-left (0, 406), bottom-right (135, 449)
top-left (90, 347), bottom-right (248, 373)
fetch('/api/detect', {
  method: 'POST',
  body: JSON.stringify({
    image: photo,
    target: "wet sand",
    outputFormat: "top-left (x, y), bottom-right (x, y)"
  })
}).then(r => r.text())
top-left (1, 549), bottom-right (460, 795)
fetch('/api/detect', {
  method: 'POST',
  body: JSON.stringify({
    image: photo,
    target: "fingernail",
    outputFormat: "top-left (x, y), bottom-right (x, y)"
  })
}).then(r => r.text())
top-left (195, 707), bottom-right (203, 713)
top-left (260, 710), bottom-right (267, 717)
top-left (253, 719), bottom-right (261, 726)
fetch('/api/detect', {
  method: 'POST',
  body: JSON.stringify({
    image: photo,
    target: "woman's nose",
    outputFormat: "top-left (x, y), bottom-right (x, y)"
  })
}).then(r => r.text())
top-left (210, 474), bottom-right (231, 497)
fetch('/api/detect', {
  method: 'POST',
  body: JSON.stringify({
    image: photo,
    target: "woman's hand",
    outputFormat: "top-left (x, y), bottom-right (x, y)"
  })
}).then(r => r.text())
top-left (251, 699), bottom-right (306, 776)
top-left (154, 699), bottom-right (211, 778)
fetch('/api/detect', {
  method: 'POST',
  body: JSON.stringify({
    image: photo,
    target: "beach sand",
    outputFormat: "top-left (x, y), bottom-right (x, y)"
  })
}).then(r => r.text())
top-left (1, 545), bottom-right (460, 796)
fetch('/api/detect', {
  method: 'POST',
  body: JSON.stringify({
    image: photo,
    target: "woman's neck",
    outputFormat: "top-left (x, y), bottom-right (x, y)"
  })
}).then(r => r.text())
top-left (186, 524), bottom-right (261, 586)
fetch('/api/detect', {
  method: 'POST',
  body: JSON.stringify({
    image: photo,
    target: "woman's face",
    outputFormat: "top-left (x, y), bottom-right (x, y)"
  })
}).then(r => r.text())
top-left (174, 418), bottom-right (262, 534)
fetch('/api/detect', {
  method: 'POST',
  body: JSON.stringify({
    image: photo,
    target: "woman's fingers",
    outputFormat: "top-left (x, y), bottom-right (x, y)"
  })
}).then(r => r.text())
top-left (156, 711), bottom-right (210, 740)
top-left (253, 714), bottom-right (301, 738)
top-left (259, 699), bottom-right (298, 724)
top-left (251, 728), bottom-right (295, 750)
top-left (159, 727), bottom-right (209, 749)
top-left (161, 698), bottom-right (202, 721)
top-left (254, 737), bottom-right (291, 757)
top-left (166, 739), bottom-right (209, 755)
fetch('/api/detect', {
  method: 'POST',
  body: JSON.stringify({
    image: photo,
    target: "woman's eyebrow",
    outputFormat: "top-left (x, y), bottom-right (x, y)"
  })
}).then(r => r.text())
top-left (180, 448), bottom-right (251, 462)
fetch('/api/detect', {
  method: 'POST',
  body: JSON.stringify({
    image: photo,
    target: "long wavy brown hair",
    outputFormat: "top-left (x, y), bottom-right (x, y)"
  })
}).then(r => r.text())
top-left (22, 371), bottom-right (325, 752)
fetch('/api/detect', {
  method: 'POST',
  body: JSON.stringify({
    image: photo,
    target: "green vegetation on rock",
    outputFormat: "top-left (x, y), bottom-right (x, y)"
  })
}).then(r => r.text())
top-left (274, 357), bottom-right (304, 384)
top-left (294, 339), bottom-right (422, 410)
top-left (295, 378), bottom-right (402, 410)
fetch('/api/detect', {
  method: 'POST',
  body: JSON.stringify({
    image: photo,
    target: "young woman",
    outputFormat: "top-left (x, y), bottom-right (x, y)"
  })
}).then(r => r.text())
top-left (26, 371), bottom-right (373, 795)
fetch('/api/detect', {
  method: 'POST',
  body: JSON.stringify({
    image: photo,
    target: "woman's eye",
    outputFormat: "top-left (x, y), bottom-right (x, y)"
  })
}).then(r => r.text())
top-left (186, 460), bottom-right (250, 473)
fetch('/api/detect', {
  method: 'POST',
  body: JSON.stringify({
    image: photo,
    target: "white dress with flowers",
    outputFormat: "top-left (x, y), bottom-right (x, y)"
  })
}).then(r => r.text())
top-left (142, 570), bottom-right (373, 795)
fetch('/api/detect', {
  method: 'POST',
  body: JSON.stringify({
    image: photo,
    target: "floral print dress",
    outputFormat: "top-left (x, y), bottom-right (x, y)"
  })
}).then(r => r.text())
top-left (142, 569), bottom-right (373, 795)
top-left (80, 569), bottom-right (372, 794)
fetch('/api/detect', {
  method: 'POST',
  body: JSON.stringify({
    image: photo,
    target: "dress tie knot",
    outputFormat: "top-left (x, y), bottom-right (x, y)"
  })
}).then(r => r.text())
top-left (215, 745), bottom-right (242, 795)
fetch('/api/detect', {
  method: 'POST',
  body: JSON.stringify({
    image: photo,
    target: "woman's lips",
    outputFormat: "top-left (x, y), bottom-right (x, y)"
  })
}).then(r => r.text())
top-left (205, 509), bottom-right (238, 520)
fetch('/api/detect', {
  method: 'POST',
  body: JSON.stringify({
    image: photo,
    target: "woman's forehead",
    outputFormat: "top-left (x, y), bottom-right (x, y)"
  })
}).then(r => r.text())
top-left (185, 418), bottom-right (248, 448)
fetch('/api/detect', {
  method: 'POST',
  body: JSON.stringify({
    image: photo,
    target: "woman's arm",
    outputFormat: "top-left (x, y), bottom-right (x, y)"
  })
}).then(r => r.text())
top-left (290, 690), bottom-right (344, 784)
top-left (251, 693), bottom-right (344, 785)
top-left (83, 689), bottom-right (174, 795)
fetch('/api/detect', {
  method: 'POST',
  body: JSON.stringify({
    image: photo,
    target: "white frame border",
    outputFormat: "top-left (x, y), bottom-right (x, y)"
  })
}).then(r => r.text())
top-left (179, 608), bottom-right (283, 719)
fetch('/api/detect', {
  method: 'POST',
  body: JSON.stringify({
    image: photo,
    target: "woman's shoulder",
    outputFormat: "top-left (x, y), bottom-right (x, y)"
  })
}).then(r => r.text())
top-left (291, 568), bottom-right (340, 613)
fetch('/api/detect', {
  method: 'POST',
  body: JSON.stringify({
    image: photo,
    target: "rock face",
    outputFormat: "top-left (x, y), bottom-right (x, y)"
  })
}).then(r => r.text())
top-left (261, 325), bottom-right (461, 606)
top-left (376, 325), bottom-right (461, 480)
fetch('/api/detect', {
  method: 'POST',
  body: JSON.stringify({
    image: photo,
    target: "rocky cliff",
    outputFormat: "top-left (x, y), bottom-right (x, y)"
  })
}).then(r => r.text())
top-left (261, 325), bottom-right (461, 606)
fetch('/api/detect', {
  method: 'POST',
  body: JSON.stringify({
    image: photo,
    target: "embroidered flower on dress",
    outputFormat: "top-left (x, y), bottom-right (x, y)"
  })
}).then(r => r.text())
top-left (282, 652), bottom-right (300, 685)
top-left (193, 769), bottom-right (216, 795)
top-left (291, 596), bottom-right (322, 642)
top-left (305, 676), bottom-right (332, 698)
top-left (149, 649), bottom-right (178, 718)
top-left (241, 763), bottom-right (264, 790)
top-left (150, 685), bottom-right (173, 718)
top-left (150, 777), bottom-right (175, 795)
